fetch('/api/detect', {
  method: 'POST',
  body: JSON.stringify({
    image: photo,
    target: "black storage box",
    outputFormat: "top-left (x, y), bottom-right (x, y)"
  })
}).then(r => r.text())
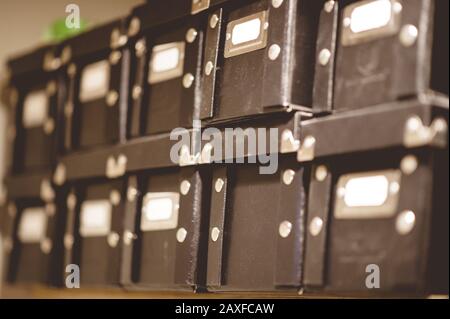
top-left (120, 168), bottom-right (211, 291)
top-left (334, 0), bottom-right (449, 111)
top-left (7, 44), bottom-right (66, 173)
top-left (201, 0), bottom-right (324, 123)
top-left (300, 98), bottom-right (449, 296)
top-left (64, 178), bottom-right (125, 287)
top-left (5, 178), bottom-right (65, 286)
top-left (127, 3), bottom-right (208, 136)
top-left (206, 157), bottom-right (307, 292)
top-left (62, 19), bottom-right (129, 151)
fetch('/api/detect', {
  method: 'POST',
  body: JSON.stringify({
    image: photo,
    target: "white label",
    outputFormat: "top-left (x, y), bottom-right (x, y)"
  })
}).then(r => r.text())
top-left (22, 91), bottom-right (48, 128)
top-left (224, 11), bottom-right (268, 58)
top-left (350, 0), bottom-right (392, 33)
top-left (18, 207), bottom-right (47, 243)
top-left (148, 42), bottom-right (185, 84)
top-left (344, 175), bottom-right (389, 207)
top-left (151, 46), bottom-right (181, 73)
top-left (231, 18), bottom-right (262, 45)
top-left (140, 192), bottom-right (179, 231)
top-left (144, 197), bottom-right (174, 221)
top-left (79, 60), bottom-right (110, 103)
top-left (79, 200), bottom-right (112, 237)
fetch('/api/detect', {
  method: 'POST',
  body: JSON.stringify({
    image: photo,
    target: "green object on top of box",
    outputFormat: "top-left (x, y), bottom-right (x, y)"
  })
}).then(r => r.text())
top-left (44, 18), bottom-right (88, 42)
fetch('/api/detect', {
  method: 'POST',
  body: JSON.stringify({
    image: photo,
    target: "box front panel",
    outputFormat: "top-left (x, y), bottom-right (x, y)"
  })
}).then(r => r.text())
top-left (334, 0), bottom-right (435, 110)
top-left (207, 158), bottom-right (306, 291)
top-left (136, 170), bottom-right (180, 286)
top-left (12, 77), bottom-right (58, 173)
top-left (135, 18), bottom-right (205, 136)
top-left (216, 1), bottom-right (269, 121)
top-left (71, 50), bottom-right (123, 150)
top-left (304, 149), bottom-right (446, 294)
top-left (8, 201), bottom-right (57, 284)
top-left (207, 0), bottom-right (322, 123)
top-left (75, 180), bottom-right (123, 286)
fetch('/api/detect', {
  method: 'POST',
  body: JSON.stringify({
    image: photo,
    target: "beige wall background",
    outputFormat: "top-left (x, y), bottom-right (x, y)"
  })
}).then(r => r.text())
top-left (0, 0), bottom-right (143, 200)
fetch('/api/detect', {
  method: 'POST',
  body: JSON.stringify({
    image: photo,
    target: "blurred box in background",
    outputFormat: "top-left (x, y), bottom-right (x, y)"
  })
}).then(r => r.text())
top-left (0, 0), bottom-right (144, 214)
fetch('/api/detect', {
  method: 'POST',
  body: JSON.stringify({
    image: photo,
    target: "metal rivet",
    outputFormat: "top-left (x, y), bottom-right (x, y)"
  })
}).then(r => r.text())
top-left (107, 232), bottom-right (120, 248)
top-left (226, 33), bottom-right (231, 40)
top-left (268, 44), bottom-right (281, 60)
top-left (67, 193), bottom-right (77, 210)
top-left (8, 203), bottom-right (17, 218)
top-left (396, 210), bottom-right (416, 235)
top-left (135, 39), bottom-right (146, 57)
top-left (106, 91), bottom-right (119, 107)
top-left (324, 0), bottom-right (335, 13)
top-left (61, 46), bottom-right (72, 64)
top-left (43, 118), bottom-right (55, 135)
top-left (132, 85), bottom-right (142, 100)
top-left (279, 221), bottom-right (292, 238)
top-left (180, 180), bottom-right (191, 195)
top-left (390, 181), bottom-right (400, 195)
top-left (46, 81), bottom-right (57, 96)
top-left (123, 230), bottom-right (137, 246)
top-left (118, 154), bottom-right (127, 167)
top-left (215, 178), bottom-right (225, 193)
top-left (298, 135), bottom-right (317, 162)
top-left (109, 51), bottom-right (122, 65)
top-left (110, 190), bottom-right (121, 206)
top-left (309, 217), bottom-right (324, 237)
top-left (282, 169), bottom-right (295, 185)
top-left (67, 63), bottom-right (77, 77)
top-left (110, 28), bottom-right (120, 48)
top-left (432, 118), bottom-right (448, 133)
top-left (393, 2), bottom-right (403, 13)
top-left (401, 155), bottom-right (418, 175)
top-left (64, 234), bottom-right (74, 249)
top-left (406, 115), bottom-right (422, 132)
top-left (399, 24), bottom-right (418, 47)
top-left (315, 165), bottom-right (328, 182)
top-left (176, 228), bottom-right (188, 243)
top-left (186, 28), bottom-right (198, 43)
top-left (127, 187), bottom-right (138, 202)
top-left (304, 136), bottom-right (316, 148)
top-left (210, 14), bottom-right (219, 29)
top-left (205, 61), bottom-right (214, 76)
top-left (318, 49), bottom-right (331, 66)
top-left (337, 187), bottom-right (346, 198)
top-left (44, 51), bottom-right (57, 71)
top-left (41, 179), bottom-right (55, 202)
top-left (46, 203), bottom-right (56, 217)
top-left (128, 17), bottom-right (141, 37)
top-left (211, 227), bottom-right (221, 242)
top-left (64, 102), bottom-right (73, 118)
top-left (48, 57), bottom-right (61, 71)
top-left (272, 0), bottom-right (284, 8)
top-left (343, 17), bottom-right (351, 28)
top-left (183, 73), bottom-right (195, 88)
top-left (40, 238), bottom-right (53, 254)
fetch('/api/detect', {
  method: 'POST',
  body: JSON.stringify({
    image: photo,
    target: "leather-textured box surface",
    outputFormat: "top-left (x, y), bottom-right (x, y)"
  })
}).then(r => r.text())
top-left (334, 0), bottom-right (449, 111)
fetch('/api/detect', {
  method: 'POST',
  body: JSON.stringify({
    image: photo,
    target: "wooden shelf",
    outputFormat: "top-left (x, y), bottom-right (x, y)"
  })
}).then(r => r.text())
top-left (2, 285), bottom-right (447, 299)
